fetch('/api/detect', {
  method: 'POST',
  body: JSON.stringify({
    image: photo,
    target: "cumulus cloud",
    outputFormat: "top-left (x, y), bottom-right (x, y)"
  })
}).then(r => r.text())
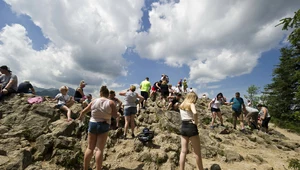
top-left (2, 0), bottom-right (144, 89)
top-left (134, 0), bottom-right (299, 83)
top-left (1, 0), bottom-right (300, 92)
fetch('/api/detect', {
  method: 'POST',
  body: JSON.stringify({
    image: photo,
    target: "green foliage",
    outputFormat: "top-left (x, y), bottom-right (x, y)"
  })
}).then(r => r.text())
top-left (265, 9), bottom-right (300, 130)
top-left (288, 158), bottom-right (300, 170)
top-left (244, 85), bottom-right (260, 106)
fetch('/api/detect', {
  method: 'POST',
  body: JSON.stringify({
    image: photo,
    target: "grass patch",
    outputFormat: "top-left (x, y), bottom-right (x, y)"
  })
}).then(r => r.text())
top-left (201, 117), bottom-right (211, 125)
top-left (288, 158), bottom-right (300, 170)
top-left (272, 118), bottom-right (300, 134)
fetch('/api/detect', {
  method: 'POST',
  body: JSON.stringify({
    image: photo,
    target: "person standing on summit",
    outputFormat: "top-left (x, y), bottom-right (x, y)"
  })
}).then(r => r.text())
top-left (229, 92), bottom-right (246, 131)
top-left (140, 77), bottom-right (151, 109)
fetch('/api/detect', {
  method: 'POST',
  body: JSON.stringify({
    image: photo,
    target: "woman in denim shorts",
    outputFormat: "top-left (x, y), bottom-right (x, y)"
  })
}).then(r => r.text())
top-left (179, 92), bottom-right (204, 170)
top-left (119, 85), bottom-right (144, 139)
top-left (78, 86), bottom-right (117, 170)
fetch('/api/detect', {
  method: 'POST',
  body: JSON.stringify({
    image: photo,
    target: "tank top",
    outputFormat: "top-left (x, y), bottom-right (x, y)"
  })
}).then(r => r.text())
top-left (180, 109), bottom-right (194, 121)
top-left (74, 88), bottom-right (83, 98)
top-left (90, 98), bottom-right (112, 124)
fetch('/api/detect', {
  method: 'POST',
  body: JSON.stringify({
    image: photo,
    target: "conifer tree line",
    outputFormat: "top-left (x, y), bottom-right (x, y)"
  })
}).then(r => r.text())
top-left (264, 9), bottom-right (300, 128)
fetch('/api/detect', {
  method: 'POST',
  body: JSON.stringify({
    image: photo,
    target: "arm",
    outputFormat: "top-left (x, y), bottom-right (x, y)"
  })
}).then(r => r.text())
top-left (191, 103), bottom-right (198, 125)
top-left (30, 87), bottom-right (36, 94)
top-left (119, 91), bottom-right (126, 96)
top-left (77, 102), bottom-right (92, 120)
top-left (261, 107), bottom-right (267, 119)
top-left (137, 94), bottom-right (144, 103)
top-left (3, 78), bottom-right (16, 90)
top-left (167, 96), bottom-right (175, 100)
top-left (116, 98), bottom-right (122, 106)
top-left (77, 88), bottom-right (85, 97)
top-left (208, 99), bottom-right (213, 108)
top-left (109, 100), bottom-right (118, 119)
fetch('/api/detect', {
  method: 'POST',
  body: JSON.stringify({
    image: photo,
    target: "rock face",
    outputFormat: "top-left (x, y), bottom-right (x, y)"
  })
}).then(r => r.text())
top-left (0, 94), bottom-right (300, 170)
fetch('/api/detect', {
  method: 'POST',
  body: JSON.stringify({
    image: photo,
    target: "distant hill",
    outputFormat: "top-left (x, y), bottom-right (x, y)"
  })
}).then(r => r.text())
top-left (34, 86), bottom-right (76, 98)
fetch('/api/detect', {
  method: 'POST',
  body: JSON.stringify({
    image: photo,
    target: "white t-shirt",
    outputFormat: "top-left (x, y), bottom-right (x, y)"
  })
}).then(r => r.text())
top-left (55, 93), bottom-right (70, 105)
top-left (211, 98), bottom-right (223, 109)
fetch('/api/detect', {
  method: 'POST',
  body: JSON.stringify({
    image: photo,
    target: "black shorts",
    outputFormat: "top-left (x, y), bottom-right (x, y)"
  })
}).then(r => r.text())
top-left (211, 108), bottom-right (221, 112)
top-left (141, 91), bottom-right (149, 100)
top-left (181, 121), bottom-right (199, 137)
top-left (233, 111), bottom-right (242, 117)
top-left (262, 117), bottom-right (271, 128)
top-left (161, 91), bottom-right (169, 98)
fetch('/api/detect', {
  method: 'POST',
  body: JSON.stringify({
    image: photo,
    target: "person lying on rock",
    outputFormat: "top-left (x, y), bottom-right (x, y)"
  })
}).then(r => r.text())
top-left (77, 85), bottom-right (118, 170)
top-left (53, 85), bottom-right (75, 122)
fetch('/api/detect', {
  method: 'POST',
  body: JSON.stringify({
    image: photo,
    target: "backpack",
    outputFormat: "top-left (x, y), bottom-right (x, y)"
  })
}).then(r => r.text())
top-left (137, 128), bottom-right (154, 144)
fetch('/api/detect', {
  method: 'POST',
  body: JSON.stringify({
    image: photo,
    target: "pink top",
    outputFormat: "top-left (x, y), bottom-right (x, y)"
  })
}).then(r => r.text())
top-left (90, 98), bottom-right (112, 124)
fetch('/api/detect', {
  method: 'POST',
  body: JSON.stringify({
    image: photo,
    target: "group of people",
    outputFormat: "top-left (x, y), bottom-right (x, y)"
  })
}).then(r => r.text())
top-left (208, 92), bottom-right (271, 133)
top-left (1, 66), bottom-right (271, 170)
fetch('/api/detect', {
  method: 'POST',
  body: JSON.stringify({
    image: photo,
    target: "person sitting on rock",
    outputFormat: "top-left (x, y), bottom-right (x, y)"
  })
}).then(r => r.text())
top-left (208, 93), bottom-right (227, 129)
top-left (17, 80), bottom-right (35, 94)
top-left (119, 85), bottom-right (144, 139)
top-left (109, 90), bottom-right (123, 129)
top-left (82, 94), bottom-right (92, 108)
top-left (167, 93), bottom-right (182, 111)
top-left (74, 80), bottom-right (87, 103)
top-left (53, 85), bottom-right (75, 122)
top-left (0, 65), bottom-right (18, 97)
top-left (179, 92), bottom-right (204, 170)
top-left (77, 85), bottom-right (118, 170)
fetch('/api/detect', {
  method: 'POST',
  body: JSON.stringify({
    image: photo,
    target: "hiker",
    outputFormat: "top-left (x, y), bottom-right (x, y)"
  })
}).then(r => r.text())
top-left (179, 92), bottom-right (204, 170)
top-left (245, 106), bottom-right (259, 129)
top-left (178, 78), bottom-right (183, 92)
top-left (108, 90), bottom-right (123, 129)
top-left (257, 104), bottom-right (271, 133)
top-left (189, 87), bottom-right (193, 93)
top-left (82, 94), bottom-right (92, 108)
top-left (17, 80), bottom-right (35, 94)
top-left (167, 93), bottom-right (182, 110)
top-left (208, 93), bottom-right (227, 129)
top-left (229, 92), bottom-right (247, 131)
top-left (183, 79), bottom-right (188, 93)
top-left (140, 77), bottom-right (151, 109)
top-left (53, 86), bottom-right (75, 122)
top-left (0, 65), bottom-right (18, 97)
top-left (77, 85), bottom-right (118, 170)
top-left (174, 84), bottom-right (181, 93)
top-left (247, 99), bottom-right (252, 107)
top-left (119, 85), bottom-right (144, 139)
top-left (161, 74), bottom-right (169, 83)
top-left (74, 80), bottom-right (87, 103)
top-left (150, 81), bottom-right (161, 99)
top-left (160, 80), bottom-right (169, 107)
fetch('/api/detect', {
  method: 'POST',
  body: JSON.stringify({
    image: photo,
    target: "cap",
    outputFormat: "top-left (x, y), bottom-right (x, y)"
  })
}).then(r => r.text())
top-left (0, 65), bottom-right (11, 72)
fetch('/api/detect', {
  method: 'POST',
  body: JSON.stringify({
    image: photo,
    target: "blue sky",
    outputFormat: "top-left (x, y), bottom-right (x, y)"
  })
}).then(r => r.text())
top-left (0, 0), bottom-right (299, 99)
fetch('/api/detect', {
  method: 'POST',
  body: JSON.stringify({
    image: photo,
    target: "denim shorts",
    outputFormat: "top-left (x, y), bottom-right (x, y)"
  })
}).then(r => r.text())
top-left (124, 107), bottom-right (137, 116)
top-left (88, 121), bottom-right (110, 134)
top-left (181, 121), bottom-right (199, 137)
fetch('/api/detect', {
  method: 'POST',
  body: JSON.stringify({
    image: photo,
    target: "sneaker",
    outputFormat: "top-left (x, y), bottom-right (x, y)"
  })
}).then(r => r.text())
top-left (120, 134), bottom-right (127, 139)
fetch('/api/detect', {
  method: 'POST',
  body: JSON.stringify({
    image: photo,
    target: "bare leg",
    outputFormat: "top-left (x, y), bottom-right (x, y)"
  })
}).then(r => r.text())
top-left (232, 113), bottom-right (237, 129)
top-left (95, 132), bottom-right (108, 170)
top-left (190, 135), bottom-right (204, 170)
top-left (216, 112), bottom-right (223, 125)
top-left (84, 133), bottom-right (97, 170)
top-left (211, 112), bottom-right (216, 126)
top-left (130, 115), bottom-right (136, 136)
top-left (238, 114), bottom-right (244, 129)
top-left (116, 112), bottom-right (121, 128)
top-left (124, 116), bottom-right (130, 136)
top-left (180, 136), bottom-right (189, 170)
top-left (60, 105), bottom-right (72, 121)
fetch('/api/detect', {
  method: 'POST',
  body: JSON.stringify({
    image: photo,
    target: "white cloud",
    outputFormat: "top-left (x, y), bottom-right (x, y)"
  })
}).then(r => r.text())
top-left (134, 0), bottom-right (299, 83)
top-left (1, 0), bottom-right (299, 92)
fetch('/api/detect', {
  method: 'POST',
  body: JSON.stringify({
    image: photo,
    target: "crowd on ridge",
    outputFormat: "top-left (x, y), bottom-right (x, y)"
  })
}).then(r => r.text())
top-left (0, 65), bottom-right (272, 170)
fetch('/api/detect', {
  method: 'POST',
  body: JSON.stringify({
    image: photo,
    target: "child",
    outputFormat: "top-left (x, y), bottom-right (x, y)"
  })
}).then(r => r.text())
top-left (183, 79), bottom-right (188, 93)
top-left (53, 86), bottom-right (75, 121)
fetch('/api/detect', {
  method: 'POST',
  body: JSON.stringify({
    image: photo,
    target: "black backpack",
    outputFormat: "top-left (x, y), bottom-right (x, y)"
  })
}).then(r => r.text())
top-left (137, 128), bottom-right (154, 144)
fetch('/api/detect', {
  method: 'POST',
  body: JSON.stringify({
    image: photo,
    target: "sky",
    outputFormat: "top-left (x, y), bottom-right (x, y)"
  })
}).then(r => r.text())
top-left (0, 0), bottom-right (299, 99)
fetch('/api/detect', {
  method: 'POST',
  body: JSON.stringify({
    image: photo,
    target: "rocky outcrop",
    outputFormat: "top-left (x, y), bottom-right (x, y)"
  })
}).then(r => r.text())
top-left (0, 94), bottom-right (300, 170)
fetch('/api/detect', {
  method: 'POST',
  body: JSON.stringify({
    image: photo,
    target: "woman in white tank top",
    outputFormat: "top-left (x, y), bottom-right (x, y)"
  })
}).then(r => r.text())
top-left (78, 86), bottom-right (117, 170)
top-left (179, 92), bottom-right (204, 170)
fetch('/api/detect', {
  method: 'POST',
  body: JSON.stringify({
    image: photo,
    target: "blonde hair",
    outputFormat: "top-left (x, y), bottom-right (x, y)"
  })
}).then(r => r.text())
top-left (100, 86), bottom-right (109, 97)
top-left (79, 80), bottom-right (86, 87)
top-left (130, 85), bottom-right (136, 92)
top-left (59, 86), bottom-right (69, 92)
top-left (179, 92), bottom-right (198, 110)
top-left (162, 80), bottom-right (167, 85)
